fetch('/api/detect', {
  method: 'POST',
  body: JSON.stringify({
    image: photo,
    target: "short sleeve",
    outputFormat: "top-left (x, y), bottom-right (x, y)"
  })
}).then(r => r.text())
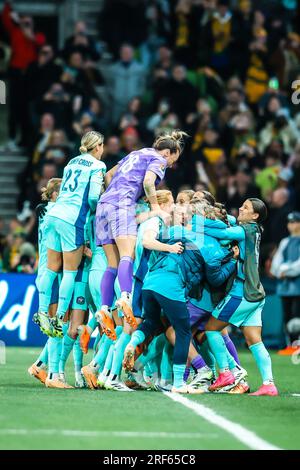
top-left (147, 156), bottom-right (167, 181)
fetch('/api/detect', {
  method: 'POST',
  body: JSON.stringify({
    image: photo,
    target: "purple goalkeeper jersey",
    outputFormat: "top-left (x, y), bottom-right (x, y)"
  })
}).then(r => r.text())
top-left (100, 148), bottom-right (167, 207)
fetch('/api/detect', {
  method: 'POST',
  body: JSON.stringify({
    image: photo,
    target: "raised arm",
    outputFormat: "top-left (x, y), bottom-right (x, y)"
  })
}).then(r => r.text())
top-left (2, 2), bottom-right (17, 35)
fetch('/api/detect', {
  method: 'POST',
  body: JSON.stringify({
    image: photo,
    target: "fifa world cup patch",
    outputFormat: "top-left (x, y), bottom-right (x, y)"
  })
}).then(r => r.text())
top-left (76, 296), bottom-right (85, 305)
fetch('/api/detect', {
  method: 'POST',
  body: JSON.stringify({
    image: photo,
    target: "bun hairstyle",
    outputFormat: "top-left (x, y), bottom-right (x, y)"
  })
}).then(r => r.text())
top-left (79, 131), bottom-right (104, 154)
top-left (41, 178), bottom-right (62, 201)
top-left (153, 130), bottom-right (189, 155)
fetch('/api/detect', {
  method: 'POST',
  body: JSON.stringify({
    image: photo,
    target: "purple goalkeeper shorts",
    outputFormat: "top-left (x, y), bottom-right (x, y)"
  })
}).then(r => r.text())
top-left (187, 300), bottom-right (211, 332)
top-left (96, 202), bottom-right (138, 245)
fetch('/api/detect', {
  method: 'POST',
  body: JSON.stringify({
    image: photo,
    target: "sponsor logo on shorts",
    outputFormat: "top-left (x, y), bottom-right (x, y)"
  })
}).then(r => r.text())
top-left (77, 296), bottom-right (85, 305)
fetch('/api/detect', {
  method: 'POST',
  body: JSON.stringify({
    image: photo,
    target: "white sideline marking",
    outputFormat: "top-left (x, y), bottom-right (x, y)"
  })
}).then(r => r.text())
top-left (0, 429), bottom-right (217, 439)
top-left (291, 393), bottom-right (300, 397)
top-left (164, 392), bottom-right (281, 450)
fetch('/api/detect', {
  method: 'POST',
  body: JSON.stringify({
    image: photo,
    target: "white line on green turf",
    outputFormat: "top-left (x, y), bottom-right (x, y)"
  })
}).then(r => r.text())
top-left (0, 429), bottom-right (218, 439)
top-left (291, 394), bottom-right (300, 397)
top-left (164, 392), bottom-right (281, 451)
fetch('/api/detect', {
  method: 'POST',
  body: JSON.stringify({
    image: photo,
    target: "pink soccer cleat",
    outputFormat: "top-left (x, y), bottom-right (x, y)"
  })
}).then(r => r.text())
top-left (209, 371), bottom-right (235, 392)
top-left (249, 384), bottom-right (279, 396)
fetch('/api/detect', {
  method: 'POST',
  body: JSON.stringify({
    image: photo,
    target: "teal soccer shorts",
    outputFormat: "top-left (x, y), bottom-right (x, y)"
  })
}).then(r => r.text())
top-left (212, 294), bottom-right (265, 327)
top-left (46, 216), bottom-right (84, 252)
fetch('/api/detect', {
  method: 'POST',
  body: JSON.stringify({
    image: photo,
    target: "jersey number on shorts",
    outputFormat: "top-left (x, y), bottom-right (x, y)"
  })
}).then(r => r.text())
top-left (120, 154), bottom-right (140, 174)
top-left (61, 169), bottom-right (82, 192)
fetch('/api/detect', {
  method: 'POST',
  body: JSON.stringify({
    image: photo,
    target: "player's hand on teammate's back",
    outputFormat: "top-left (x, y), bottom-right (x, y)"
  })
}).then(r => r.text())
top-left (168, 242), bottom-right (184, 254)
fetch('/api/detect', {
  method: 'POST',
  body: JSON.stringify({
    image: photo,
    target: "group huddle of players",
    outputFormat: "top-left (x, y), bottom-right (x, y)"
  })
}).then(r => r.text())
top-left (28, 130), bottom-right (278, 396)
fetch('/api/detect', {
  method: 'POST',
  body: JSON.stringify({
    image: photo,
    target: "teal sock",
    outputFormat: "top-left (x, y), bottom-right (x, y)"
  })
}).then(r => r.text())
top-left (59, 334), bottom-right (75, 373)
top-left (36, 340), bottom-right (49, 365)
top-left (103, 344), bottom-right (115, 372)
top-left (137, 334), bottom-right (166, 368)
top-left (39, 269), bottom-right (58, 313)
top-left (129, 330), bottom-right (145, 348)
top-left (199, 340), bottom-right (216, 376)
top-left (48, 337), bottom-right (62, 374)
top-left (93, 335), bottom-right (113, 369)
top-left (56, 270), bottom-right (77, 319)
top-left (147, 359), bottom-right (158, 375)
top-left (73, 337), bottom-right (83, 373)
top-left (93, 332), bottom-right (102, 355)
top-left (110, 331), bottom-right (131, 377)
top-left (249, 342), bottom-right (274, 383)
top-left (88, 315), bottom-right (98, 333)
top-left (173, 364), bottom-right (186, 388)
top-left (144, 363), bottom-right (153, 377)
top-left (160, 342), bottom-right (173, 381)
top-left (62, 321), bottom-right (69, 336)
top-left (226, 349), bottom-right (237, 370)
top-left (206, 331), bottom-right (229, 371)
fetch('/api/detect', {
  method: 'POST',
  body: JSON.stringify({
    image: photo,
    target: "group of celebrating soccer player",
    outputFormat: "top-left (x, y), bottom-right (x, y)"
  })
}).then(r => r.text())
top-left (28, 129), bottom-right (279, 396)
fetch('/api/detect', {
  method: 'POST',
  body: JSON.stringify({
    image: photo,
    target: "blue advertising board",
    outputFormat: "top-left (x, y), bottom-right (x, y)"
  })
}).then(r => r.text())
top-left (0, 273), bottom-right (45, 346)
top-left (0, 274), bottom-right (286, 348)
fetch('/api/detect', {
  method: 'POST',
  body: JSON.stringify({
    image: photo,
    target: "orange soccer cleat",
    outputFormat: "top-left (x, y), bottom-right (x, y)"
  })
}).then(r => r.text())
top-left (28, 364), bottom-right (47, 384)
top-left (81, 365), bottom-right (98, 390)
top-left (228, 381), bottom-right (250, 394)
top-left (78, 325), bottom-right (91, 354)
top-left (116, 296), bottom-right (137, 329)
top-left (96, 309), bottom-right (116, 341)
top-left (277, 345), bottom-right (300, 356)
top-left (45, 377), bottom-right (74, 389)
top-left (123, 344), bottom-right (136, 372)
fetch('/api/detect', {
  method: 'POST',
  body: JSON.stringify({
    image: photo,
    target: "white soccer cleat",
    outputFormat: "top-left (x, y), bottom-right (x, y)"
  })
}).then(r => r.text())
top-left (75, 373), bottom-right (87, 389)
top-left (104, 377), bottom-right (136, 392)
top-left (189, 367), bottom-right (214, 392)
top-left (171, 384), bottom-right (189, 394)
top-left (130, 370), bottom-right (152, 390)
top-left (97, 371), bottom-right (110, 389)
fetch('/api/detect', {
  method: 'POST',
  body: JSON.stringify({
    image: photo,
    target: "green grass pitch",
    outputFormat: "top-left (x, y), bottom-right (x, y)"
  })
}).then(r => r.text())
top-left (0, 347), bottom-right (299, 450)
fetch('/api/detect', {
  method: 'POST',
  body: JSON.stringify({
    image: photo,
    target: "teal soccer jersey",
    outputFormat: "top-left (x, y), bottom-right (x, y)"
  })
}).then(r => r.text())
top-left (49, 153), bottom-right (106, 228)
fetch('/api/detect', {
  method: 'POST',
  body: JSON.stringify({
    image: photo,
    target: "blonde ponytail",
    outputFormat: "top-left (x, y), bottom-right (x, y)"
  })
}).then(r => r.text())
top-left (80, 131), bottom-right (104, 154)
top-left (41, 178), bottom-right (62, 201)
